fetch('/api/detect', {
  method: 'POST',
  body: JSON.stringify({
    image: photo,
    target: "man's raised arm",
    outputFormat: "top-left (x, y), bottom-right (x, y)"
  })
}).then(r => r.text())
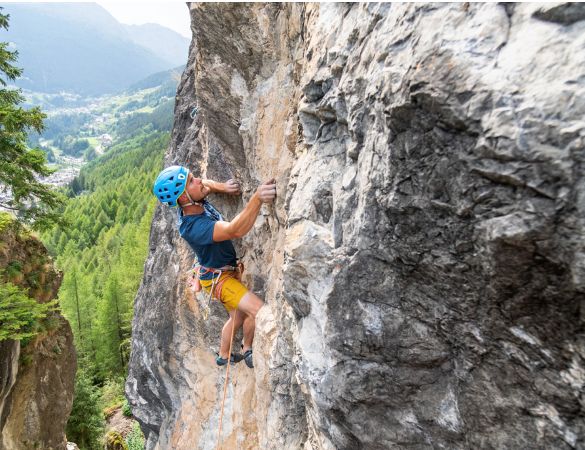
top-left (212, 178), bottom-right (276, 242)
top-left (202, 178), bottom-right (242, 194)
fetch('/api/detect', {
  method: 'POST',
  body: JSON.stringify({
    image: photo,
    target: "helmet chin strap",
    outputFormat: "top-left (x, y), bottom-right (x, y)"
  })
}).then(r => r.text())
top-left (179, 188), bottom-right (205, 208)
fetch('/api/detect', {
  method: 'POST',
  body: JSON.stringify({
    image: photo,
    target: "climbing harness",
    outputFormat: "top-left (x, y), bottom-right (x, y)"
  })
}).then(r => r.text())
top-left (187, 258), bottom-right (245, 320)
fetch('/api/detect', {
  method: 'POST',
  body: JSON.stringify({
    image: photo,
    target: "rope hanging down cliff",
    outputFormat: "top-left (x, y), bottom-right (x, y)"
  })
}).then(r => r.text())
top-left (216, 315), bottom-right (236, 450)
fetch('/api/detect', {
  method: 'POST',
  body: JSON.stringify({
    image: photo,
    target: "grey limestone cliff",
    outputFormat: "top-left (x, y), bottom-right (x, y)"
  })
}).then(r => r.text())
top-left (0, 224), bottom-right (76, 450)
top-left (127, 3), bottom-right (585, 449)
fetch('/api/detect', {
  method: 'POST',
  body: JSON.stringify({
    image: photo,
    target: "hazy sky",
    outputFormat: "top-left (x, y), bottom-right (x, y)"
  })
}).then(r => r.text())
top-left (98, 2), bottom-right (191, 38)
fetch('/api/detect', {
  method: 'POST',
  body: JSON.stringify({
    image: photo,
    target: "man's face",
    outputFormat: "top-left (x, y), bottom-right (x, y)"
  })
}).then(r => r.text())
top-left (179, 172), bottom-right (209, 204)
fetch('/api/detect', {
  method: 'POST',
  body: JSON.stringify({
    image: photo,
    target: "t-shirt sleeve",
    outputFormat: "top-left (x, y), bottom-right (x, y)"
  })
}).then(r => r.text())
top-left (181, 216), bottom-right (215, 245)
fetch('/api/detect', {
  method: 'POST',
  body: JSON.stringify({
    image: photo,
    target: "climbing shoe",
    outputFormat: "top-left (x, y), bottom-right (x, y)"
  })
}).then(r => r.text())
top-left (216, 353), bottom-right (244, 366)
top-left (243, 349), bottom-right (254, 368)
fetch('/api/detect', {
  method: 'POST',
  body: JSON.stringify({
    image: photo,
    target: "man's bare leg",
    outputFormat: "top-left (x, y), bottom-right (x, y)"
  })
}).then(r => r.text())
top-left (242, 315), bottom-right (255, 353)
top-left (237, 291), bottom-right (264, 353)
top-left (219, 309), bottom-right (245, 359)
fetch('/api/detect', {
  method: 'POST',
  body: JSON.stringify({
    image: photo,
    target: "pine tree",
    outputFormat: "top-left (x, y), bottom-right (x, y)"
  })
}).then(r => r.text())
top-left (0, 9), bottom-right (68, 231)
top-left (66, 368), bottom-right (104, 450)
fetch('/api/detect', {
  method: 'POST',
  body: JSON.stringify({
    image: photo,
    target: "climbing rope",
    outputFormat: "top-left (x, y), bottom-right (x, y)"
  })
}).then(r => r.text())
top-left (216, 313), bottom-right (236, 450)
top-left (185, 257), bottom-right (245, 448)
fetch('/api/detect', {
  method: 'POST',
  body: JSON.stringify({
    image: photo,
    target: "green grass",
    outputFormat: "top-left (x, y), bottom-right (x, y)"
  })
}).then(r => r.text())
top-left (87, 137), bottom-right (100, 147)
top-left (133, 106), bottom-right (154, 114)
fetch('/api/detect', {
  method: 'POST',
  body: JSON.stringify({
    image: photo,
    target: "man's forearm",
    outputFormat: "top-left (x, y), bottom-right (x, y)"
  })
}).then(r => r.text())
top-left (227, 194), bottom-right (263, 239)
top-left (202, 179), bottom-right (225, 193)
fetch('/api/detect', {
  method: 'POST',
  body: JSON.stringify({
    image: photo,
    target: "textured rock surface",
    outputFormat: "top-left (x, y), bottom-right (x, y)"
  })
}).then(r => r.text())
top-left (127, 3), bottom-right (585, 449)
top-left (0, 226), bottom-right (76, 450)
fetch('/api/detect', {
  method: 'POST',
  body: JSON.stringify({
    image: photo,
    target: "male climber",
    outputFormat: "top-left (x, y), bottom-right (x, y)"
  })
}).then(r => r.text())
top-left (153, 165), bottom-right (276, 368)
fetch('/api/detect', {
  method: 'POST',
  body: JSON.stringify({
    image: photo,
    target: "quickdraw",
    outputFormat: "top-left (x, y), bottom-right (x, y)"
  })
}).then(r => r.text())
top-left (190, 104), bottom-right (199, 119)
top-left (187, 258), bottom-right (244, 320)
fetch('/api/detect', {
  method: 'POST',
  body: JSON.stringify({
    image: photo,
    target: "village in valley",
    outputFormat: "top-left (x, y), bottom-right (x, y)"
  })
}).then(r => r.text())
top-left (0, 87), bottom-right (155, 212)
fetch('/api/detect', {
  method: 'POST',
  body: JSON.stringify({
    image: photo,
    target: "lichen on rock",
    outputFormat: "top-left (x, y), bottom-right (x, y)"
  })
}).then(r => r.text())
top-left (127, 3), bottom-right (585, 449)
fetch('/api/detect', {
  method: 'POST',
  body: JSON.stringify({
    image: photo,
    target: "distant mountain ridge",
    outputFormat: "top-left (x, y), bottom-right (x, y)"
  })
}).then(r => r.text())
top-left (123, 23), bottom-right (190, 68)
top-left (1, 3), bottom-right (186, 96)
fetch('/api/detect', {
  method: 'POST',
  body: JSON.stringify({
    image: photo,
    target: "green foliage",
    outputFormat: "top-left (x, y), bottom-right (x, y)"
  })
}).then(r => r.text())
top-left (0, 210), bottom-right (12, 233)
top-left (19, 353), bottom-right (32, 368)
top-left (44, 315), bottom-right (61, 331)
top-left (125, 422), bottom-right (145, 450)
top-left (110, 100), bottom-right (174, 143)
top-left (35, 69), bottom-right (172, 448)
top-left (41, 112), bottom-right (93, 141)
top-left (53, 346), bottom-right (61, 354)
top-left (44, 146), bottom-right (56, 163)
top-left (41, 131), bottom-right (164, 383)
top-left (122, 400), bottom-right (132, 417)
top-left (84, 146), bottom-right (97, 162)
top-left (102, 376), bottom-right (126, 407)
top-left (58, 136), bottom-right (90, 157)
top-left (0, 277), bottom-right (58, 341)
top-left (0, 9), bottom-right (68, 231)
top-left (66, 369), bottom-right (104, 450)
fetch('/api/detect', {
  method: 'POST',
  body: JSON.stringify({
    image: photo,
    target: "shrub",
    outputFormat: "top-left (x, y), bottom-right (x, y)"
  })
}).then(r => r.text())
top-left (9, 261), bottom-right (23, 272)
top-left (19, 354), bottom-right (32, 368)
top-left (0, 279), bottom-right (58, 342)
top-left (102, 376), bottom-right (125, 407)
top-left (125, 422), bottom-right (145, 450)
top-left (6, 261), bottom-right (24, 284)
top-left (44, 315), bottom-right (61, 331)
top-left (122, 400), bottom-right (132, 417)
top-left (0, 211), bottom-right (12, 234)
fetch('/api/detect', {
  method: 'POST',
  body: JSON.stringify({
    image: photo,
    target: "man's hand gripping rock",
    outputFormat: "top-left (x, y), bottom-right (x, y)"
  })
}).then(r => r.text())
top-left (256, 178), bottom-right (276, 204)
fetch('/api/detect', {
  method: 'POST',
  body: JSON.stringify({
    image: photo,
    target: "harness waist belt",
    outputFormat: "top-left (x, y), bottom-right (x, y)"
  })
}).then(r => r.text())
top-left (208, 264), bottom-right (237, 272)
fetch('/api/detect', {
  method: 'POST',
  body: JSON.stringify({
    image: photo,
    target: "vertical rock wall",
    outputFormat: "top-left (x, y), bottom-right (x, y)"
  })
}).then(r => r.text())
top-left (0, 225), bottom-right (76, 450)
top-left (127, 3), bottom-right (585, 449)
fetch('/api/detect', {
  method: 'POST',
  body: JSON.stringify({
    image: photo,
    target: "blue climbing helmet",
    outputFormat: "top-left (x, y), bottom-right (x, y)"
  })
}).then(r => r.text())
top-left (153, 165), bottom-right (189, 208)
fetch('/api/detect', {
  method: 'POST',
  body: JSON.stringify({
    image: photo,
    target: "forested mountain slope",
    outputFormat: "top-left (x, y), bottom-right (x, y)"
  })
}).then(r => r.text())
top-left (36, 79), bottom-right (175, 448)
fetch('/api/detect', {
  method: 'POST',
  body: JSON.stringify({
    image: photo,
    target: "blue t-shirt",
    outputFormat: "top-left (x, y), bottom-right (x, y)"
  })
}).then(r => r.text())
top-left (177, 202), bottom-right (237, 280)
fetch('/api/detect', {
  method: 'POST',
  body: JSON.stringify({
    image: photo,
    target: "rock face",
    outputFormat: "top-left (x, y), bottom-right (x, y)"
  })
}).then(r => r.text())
top-left (127, 3), bottom-right (585, 449)
top-left (0, 224), bottom-right (76, 450)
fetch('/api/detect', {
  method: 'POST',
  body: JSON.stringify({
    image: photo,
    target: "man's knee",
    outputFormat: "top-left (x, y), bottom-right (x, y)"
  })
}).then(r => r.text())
top-left (238, 291), bottom-right (264, 318)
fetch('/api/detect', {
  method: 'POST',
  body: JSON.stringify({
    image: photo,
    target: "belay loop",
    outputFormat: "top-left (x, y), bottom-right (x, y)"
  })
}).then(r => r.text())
top-left (187, 258), bottom-right (244, 320)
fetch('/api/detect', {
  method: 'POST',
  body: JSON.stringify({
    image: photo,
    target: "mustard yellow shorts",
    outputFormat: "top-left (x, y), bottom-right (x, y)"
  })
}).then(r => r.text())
top-left (200, 272), bottom-right (248, 311)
